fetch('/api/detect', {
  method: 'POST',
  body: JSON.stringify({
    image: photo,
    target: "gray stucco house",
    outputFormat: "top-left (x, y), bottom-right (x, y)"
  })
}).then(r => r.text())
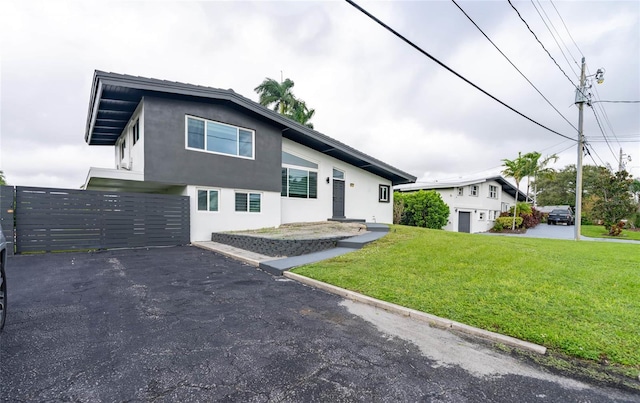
top-left (83, 71), bottom-right (416, 241)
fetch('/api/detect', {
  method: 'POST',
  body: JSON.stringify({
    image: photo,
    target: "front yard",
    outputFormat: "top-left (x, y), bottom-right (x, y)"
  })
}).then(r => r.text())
top-left (582, 224), bottom-right (640, 241)
top-left (293, 225), bottom-right (640, 373)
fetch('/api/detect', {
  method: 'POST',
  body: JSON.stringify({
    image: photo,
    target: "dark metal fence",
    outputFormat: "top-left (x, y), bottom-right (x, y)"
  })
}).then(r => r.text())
top-left (0, 186), bottom-right (15, 255)
top-left (11, 186), bottom-right (189, 253)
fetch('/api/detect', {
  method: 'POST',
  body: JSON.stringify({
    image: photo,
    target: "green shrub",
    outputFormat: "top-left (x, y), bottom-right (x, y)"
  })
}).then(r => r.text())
top-left (495, 216), bottom-right (523, 229)
top-left (492, 220), bottom-right (504, 232)
top-left (394, 190), bottom-right (450, 229)
top-left (509, 202), bottom-right (532, 216)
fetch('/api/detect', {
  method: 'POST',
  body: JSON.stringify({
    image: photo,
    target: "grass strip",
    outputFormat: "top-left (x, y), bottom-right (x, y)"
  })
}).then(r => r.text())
top-left (581, 225), bottom-right (640, 241)
top-left (293, 225), bottom-right (640, 371)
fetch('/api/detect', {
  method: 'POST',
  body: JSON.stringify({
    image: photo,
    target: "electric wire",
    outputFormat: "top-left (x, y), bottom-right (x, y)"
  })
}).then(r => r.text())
top-left (590, 107), bottom-right (619, 164)
top-left (549, 0), bottom-right (584, 57)
top-left (345, 0), bottom-right (577, 142)
top-left (450, 0), bottom-right (578, 133)
top-left (584, 144), bottom-right (606, 167)
top-left (508, 0), bottom-right (579, 91)
top-left (586, 65), bottom-right (624, 149)
top-left (531, 0), bottom-right (579, 78)
top-left (592, 100), bottom-right (640, 104)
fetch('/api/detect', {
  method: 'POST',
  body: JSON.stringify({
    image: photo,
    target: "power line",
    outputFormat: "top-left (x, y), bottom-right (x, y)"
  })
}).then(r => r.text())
top-left (508, 0), bottom-right (579, 91)
top-left (592, 100), bottom-right (640, 104)
top-left (584, 143), bottom-right (606, 167)
top-left (450, 0), bottom-right (578, 133)
top-left (344, 0), bottom-right (577, 142)
top-left (531, 0), bottom-right (580, 78)
top-left (590, 107), bottom-right (619, 164)
top-left (549, 0), bottom-right (584, 58)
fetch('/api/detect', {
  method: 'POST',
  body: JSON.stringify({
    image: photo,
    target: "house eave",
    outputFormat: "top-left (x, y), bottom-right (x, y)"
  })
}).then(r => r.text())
top-left (84, 71), bottom-right (416, 186)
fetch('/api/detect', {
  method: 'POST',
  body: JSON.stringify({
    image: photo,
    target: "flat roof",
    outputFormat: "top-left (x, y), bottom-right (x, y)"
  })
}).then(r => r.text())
top-left (85, 71), bottom-right (417, 186)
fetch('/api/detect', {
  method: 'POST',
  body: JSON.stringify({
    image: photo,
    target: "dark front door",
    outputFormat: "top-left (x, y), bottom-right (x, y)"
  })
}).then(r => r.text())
top-left (458, 211), bottom-right (471, 233)
top-left (332, 180), bottom-right (345, 218)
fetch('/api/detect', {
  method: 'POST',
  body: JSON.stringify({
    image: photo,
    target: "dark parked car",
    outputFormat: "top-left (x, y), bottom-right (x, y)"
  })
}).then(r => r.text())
top-left (0, 223), bottom-right (6, 330)
top-left (547, 208), bottom-right (574, 225)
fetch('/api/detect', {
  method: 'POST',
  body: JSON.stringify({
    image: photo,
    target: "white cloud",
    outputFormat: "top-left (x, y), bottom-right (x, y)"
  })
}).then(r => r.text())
top-left (0, 0), bottom-right (638, 189)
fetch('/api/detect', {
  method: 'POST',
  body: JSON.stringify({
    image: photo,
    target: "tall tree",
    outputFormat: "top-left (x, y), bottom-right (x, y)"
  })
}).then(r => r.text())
top-left (288, 100), bottom-right (315, 129)
top-left (0, 170), bottom-right (6, 185)
top-left (522, 151), bottom-right (541, 203)
top-left (254, 78), bottom-right (296, 115)
top-left (254, 77), bottom-right (316, 128)
top-left (502, 152), bottom-right (527, 230)
top-left (526, 152), bottom-right (558, 206)
top-left (534, 164), bottom-right (601, 207)
top-left (592, 169), bottom-right (636, 235)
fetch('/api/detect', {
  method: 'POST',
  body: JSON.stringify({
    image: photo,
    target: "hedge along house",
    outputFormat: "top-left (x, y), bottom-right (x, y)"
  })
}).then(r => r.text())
top-left (83, 71), bottom-right (416, 241)
top-left (396, 176), bottom-right (526, 233)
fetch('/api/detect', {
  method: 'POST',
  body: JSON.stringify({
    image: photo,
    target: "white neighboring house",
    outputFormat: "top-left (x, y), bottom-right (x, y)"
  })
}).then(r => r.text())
top-left (396, 176), bottom-right (527, 233)
top-left (82, 71), bottom-right (416, 242)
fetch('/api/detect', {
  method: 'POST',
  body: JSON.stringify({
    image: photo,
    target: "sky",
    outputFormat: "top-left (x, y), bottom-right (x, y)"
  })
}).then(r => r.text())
top-left (1, 0), bottom-right (639, 189)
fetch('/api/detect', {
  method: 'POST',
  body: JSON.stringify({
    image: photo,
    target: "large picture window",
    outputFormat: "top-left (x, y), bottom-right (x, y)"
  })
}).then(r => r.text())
top-left (281, 151), bottom-right (318, 199)
top-left (197, 189), bottom-right (219, 212)
top-left (235, 192), bottom-right (261, 212)
top-left (282, 168), bottom-right (317, 198)
top-left (186, 116), bottom-right (254, 159)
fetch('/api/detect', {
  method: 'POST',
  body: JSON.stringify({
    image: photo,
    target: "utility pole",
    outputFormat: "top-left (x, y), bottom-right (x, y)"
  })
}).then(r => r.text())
top-left (619, 148), bottom-right (631, 172)
top-left (574, 57), bottom-right (586, 241)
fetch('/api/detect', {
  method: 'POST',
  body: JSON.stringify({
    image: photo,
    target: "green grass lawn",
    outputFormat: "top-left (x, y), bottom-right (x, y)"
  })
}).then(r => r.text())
top-left (581, 224), bottom-right (640, 241)
top-left (293, 225), bottom-right (640, 370)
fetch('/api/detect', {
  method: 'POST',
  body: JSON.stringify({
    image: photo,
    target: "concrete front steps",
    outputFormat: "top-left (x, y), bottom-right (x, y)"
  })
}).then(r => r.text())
top-left (259, 223), bottom-right (389, 275)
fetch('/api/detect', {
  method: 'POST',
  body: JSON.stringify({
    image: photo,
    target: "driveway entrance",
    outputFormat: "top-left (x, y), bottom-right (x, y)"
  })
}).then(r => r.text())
top-left (1, 247), bottom-right (633, 401)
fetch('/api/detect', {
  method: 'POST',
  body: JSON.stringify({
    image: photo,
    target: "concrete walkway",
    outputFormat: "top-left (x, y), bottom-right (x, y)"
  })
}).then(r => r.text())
top-left (483, 223), bottom-right (640, 243)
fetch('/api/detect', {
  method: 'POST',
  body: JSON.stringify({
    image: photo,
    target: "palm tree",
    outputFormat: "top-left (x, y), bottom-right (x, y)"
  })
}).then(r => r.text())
top-left (522, 152), bottom-right (541, 203)
top-left (502, 152), bottom-right (527, 230)
top-left (254, 77), bottom-right (296, 115)
top-left (531, 153), bottom-right (558, 207)
top-left (0, 170), bottom-right (6, 186)
top-left (288, 100), bottom-right (315, 129)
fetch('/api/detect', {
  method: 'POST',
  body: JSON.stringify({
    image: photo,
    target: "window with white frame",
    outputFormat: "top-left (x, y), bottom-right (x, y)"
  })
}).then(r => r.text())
top-left (281, 151), bottom-right (318, 198)
top-left (131, 119), bottom-right (140, 145)
top-left (333, 168), bottom-right (345, 180)
top-left (119, 139), bottom-right (126, 160)
top-left (470, 185), bottom-right (478, 196)
top-left (186, 116), bottom-right (254, 159)
top-left (197, 189), bottom-right (219, 212)
top-left (457, 187), bottom-right (463, 196)
top-left (235, 192), bottom-right (261, 212)
top-left (489, 185), bottom-right (498, 198)
top-left (379, 185), bottom-right (390, 203)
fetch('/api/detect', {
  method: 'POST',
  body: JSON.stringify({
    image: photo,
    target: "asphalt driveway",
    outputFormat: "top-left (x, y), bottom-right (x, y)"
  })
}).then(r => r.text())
top-left (1, 247), bottom-right (637, 402)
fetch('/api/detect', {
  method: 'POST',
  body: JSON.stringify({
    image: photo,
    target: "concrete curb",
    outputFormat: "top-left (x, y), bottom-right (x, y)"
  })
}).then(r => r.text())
top-left (192, 242), bottom-right (269, 267)
top-left (284, 272), bottom-right (547, 355)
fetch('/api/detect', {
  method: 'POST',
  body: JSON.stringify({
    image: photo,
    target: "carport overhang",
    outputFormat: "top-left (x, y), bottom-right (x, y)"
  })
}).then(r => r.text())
top-left (84, 70), bottom-right (417, 186)
top-left (83, 168), bottom-right (185, 194)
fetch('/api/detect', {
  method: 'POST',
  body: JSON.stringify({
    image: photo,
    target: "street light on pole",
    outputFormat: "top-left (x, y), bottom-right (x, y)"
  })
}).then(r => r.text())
top-left (574, 58), bottom-right (604, 241)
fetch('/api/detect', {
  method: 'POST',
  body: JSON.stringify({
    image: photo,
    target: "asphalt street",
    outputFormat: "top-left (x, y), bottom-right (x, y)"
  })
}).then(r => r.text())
top-left (1, 246), bottom-right (637, 402)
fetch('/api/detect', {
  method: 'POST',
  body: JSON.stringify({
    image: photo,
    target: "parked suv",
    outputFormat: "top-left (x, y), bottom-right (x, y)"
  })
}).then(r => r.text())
top-left (0, 223), bottom-right (6, 330)
top-left (547, 208), bottom-right (574, 225)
